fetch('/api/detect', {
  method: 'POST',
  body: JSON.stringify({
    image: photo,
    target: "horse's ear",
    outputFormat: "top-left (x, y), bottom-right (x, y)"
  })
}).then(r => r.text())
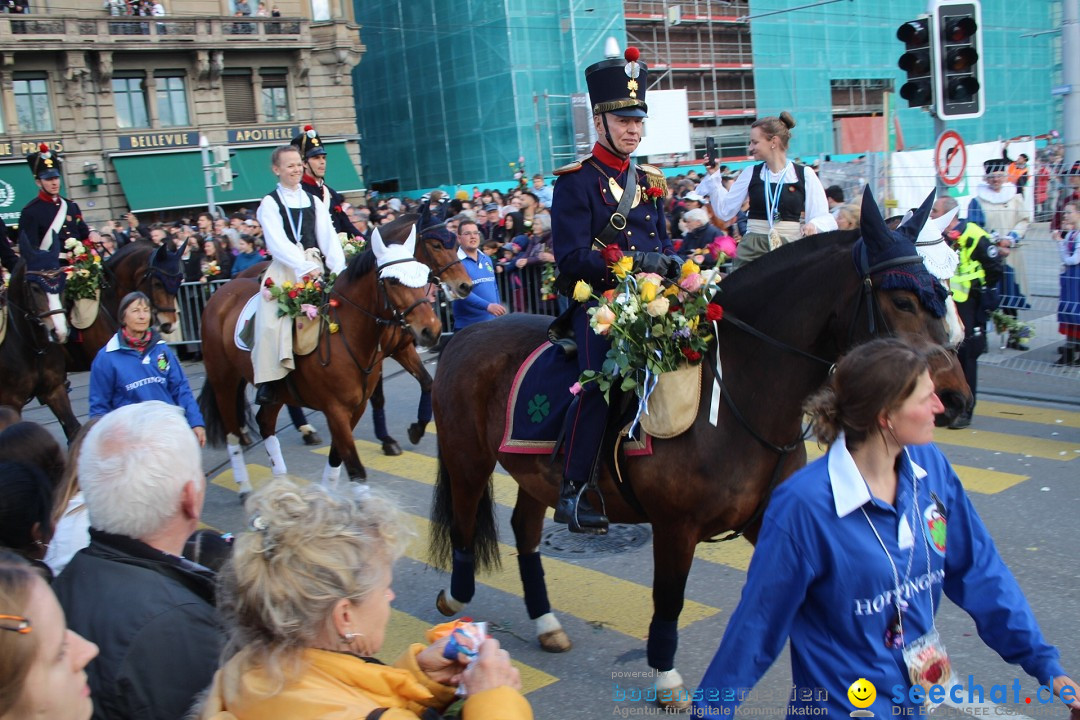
top-left (402, 223), bottom-right (417, 255)
top-left (370, 225), bottom-right (388, 263)
top-left (859, 185), bottom-right (891, 252)
top-left (896, 189), bottom-right (936, 242)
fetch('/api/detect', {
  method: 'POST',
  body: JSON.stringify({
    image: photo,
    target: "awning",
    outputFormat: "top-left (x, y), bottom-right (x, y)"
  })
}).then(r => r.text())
top-left (112, 142), bottom-right (364, 213)
top-left (0, 161), bottom-right (49, 226)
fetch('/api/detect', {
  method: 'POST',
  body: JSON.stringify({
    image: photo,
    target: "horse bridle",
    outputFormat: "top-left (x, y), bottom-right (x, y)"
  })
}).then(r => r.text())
top-left (138, 262), bottom-right (182, 321)
top-left (417, 232), bottom-right (464, 285)
top-left (22, 269), bottom-right (68, 325)
top-left (6, 273), bottom-right (60, 354)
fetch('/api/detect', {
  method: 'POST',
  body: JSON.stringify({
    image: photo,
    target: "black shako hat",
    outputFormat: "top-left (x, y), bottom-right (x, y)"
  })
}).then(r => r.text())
top-left (585, 47), bottom-right (649, 118)
top-left (983, 157), bottom-right (1008, 175)
top-left (291, 125), bottom-right (327, 160)
top-left (27, 142), bottom-right (61, 180)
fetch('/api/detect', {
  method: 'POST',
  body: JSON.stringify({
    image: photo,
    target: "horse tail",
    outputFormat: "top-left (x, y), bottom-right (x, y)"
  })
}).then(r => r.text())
top-left (429, 452), bottom-right (501, 574)
top-left (198, 384), bottom-right (226, 447)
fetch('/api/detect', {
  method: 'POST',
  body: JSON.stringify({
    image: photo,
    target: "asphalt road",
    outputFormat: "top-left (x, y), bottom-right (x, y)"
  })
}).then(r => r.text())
top-left (20, 353), bottom-right (1080, 720)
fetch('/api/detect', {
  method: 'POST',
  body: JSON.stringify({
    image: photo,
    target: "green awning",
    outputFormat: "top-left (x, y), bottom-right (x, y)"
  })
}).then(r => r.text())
top-left (112, 142), bottom-right (364, 213)
top-left (0, 161), bottom-right (53, 226)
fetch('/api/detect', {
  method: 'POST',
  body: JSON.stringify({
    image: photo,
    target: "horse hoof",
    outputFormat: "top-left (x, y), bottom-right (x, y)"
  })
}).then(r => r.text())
top-left (435, 589), bottom-right (457, 617)
top-left (239, 430), bottom-right (253, 447)
top-left (238, 490), bottom-right (250, 506)
top-left (302, 430), bottom-right (323, 446)
top-left (657, 685), bottom-right (693, 711)
top-left (407, 422), bottom-right (425, 445)
top-left (538, 629), bottom-right (572, 653)
top-left (382, 439), bottom-right (402, 456)
top-left (348, 469), bottom-right (368, 482)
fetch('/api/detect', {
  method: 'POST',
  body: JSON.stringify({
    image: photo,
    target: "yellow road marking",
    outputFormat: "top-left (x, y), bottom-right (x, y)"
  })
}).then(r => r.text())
top-left (976, 401), bottom-right (1080, 429)
top-left (932, 428), bottom-right (1077, 462)
top-left (380, 610), bottom-right (557, 695)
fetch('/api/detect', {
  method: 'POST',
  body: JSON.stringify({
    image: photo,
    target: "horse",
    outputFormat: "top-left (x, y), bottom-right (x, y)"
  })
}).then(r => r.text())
top-left (0, 259), bottom-right (81, 441)
top-left (426, 193), bottom-right (973, 708)
top-left (232, 213), bottom-right (473, 455)
top-left (198, 217), bottom-right (446, 491)
top-left (64, 240), bottom-right (184, 372)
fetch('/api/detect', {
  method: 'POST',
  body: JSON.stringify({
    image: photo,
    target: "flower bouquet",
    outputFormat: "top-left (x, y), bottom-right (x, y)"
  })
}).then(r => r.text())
top-left (263, 272), bottom-right (338, 355)
top-left (62, 238), bottom-right (103, 302)
top-left (989, 309), bottom-right (1035, 344)
top-left (575, 246), bottom-right (723, 403)
top-left (202, 260), bottom-right (221, 282)
top-left (339, 232), bottom-right (367, 258)
top-left (540, 262), bottom-right (558, 302)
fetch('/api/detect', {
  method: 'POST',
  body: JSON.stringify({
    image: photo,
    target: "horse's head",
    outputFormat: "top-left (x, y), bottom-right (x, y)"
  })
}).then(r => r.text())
top-left (370, 218), bottom-right (442, 348)
top-left (415, 205), bottom-right (474, 300)
top-left (146, 242), bottom-right (183, 334)
top-left (20, 246), bottom-right (69, 344)
top-left (858, 188), bottom-right (972, 423)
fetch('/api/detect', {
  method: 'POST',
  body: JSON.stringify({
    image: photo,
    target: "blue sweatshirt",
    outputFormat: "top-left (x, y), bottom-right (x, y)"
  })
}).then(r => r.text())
top-left (88, 331), bottom-right (205, 429)
top-left (694, 438), bottom-right (1065, 718)
top-left (452, 247), bottom-right (502, 330)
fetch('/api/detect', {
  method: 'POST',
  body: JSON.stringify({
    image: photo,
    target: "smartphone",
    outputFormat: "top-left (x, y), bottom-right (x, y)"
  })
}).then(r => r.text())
top-left (705, 138), bottom-right (717, 168)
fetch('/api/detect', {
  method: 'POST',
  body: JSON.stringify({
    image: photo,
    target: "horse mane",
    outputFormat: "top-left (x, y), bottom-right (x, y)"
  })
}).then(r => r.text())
top-left (104, 238), bottom-right (153, 268)
top-left (340, 248), bottom-right (376, 283)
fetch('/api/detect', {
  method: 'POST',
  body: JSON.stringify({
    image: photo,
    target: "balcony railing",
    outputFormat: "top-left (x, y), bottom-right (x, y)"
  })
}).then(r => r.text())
top-left (0, 15), bottom-right (306, 42)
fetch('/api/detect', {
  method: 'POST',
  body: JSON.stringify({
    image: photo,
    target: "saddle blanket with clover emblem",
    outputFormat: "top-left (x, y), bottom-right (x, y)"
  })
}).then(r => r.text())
top-left (499, 341), bottom-right (652, 456)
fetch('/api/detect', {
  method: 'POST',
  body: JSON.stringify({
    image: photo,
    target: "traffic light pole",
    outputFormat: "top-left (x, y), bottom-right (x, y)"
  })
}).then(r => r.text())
top-left (199, 134), bottom-right (221, 220)
top-left (933, 114), bottom-right (949, 195)
top-left (1064, 0), bottom-right (1080, 168)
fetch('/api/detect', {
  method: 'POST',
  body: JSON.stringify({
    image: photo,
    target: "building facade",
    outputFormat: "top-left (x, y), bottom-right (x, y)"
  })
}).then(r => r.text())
top-left (0, 0), bottom-right (364, 228)
top-left (352, 0), bottom-right (1059, 194)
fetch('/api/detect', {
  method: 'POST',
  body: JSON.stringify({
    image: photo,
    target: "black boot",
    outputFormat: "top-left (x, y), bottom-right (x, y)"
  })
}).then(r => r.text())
top-left (553, 478), bottom-right (609, 535)
top-left (254, 382), bottom-right (277, 405)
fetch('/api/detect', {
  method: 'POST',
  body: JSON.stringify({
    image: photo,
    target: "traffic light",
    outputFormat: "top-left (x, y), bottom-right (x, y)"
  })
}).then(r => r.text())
top-left (896, 17), bottom-right (934, 108)
top-left (210, 146), bottom-right (239, 191)
top-left (933, 0), bottom-right (984, 120)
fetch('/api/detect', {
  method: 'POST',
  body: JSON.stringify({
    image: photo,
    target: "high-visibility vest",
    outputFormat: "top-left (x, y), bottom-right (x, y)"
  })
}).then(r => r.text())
top-left (951, 222), bottom-right (989, 303)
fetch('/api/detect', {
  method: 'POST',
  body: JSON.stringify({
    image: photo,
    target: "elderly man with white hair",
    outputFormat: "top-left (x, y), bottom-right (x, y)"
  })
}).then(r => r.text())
top-left (52, 401), bottom-right (220, 720)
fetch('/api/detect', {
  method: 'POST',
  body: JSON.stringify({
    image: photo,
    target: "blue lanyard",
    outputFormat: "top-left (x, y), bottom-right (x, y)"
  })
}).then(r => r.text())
top-left (762, 164), bottom-right (787, 228)
top-left (277, 188), bottom-right (303, 244)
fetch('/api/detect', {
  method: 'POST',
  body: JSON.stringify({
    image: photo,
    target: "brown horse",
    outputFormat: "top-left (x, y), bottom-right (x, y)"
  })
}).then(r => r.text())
top-left (232, 213), bottom-right (473, 454)
top-left (64, 240), bottom-right (183, 372)
top-left (198, 219), bottom-right (445, 490)
top-left (0, 259), bottom-right (81, 441)
top-left (427, 195), bottom-right (972, 707)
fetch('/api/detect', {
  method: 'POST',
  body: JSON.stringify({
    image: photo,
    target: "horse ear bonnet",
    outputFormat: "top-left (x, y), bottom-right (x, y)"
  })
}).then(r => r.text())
top-left (858, 186), bottom-right (948, 318)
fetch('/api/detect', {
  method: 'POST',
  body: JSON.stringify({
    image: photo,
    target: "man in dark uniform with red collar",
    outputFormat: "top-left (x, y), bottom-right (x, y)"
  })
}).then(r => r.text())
top-left (18, 143), bottom-right (90, 261)
top-left (292, 125), bottom-right (360, 239)
top-left (550, 47), bottom-right (679, 535)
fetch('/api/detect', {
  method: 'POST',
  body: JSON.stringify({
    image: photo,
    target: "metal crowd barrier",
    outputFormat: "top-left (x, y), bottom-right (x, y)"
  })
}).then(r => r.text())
top-left (168, 279), bottom-right (229, 349)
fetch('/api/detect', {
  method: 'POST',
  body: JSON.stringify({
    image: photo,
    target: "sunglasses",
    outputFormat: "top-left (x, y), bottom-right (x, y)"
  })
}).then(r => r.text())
top-left (0, 614), bottom-right (32, 634)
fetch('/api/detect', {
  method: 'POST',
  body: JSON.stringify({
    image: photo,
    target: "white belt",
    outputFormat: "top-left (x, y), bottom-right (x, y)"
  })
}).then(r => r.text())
top-left (746, 219), bottom-right (801, 238)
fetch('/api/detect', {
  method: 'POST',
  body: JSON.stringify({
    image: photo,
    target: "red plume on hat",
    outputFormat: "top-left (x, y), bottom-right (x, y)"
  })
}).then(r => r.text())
top-left (624, 47), bottom-right (640, 63)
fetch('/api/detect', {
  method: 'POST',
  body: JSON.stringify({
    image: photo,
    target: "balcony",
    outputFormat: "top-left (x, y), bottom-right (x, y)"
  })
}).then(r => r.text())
top-left (0, 15), bottom-right (310, 49)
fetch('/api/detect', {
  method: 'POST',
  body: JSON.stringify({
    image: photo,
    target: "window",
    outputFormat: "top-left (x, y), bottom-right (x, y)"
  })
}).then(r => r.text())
top-left (155, 72), bottom-right (190, 127)
top-left (260, 69), bottom-right (290, 122)
top-left (223, 70), bottom-right (256, 123)
top-left (113, 74), bottom-right (149, 129)
top-left (13, 73), bottom-right (54, 133)
top-left (310, 0), bottom-right (329, 21)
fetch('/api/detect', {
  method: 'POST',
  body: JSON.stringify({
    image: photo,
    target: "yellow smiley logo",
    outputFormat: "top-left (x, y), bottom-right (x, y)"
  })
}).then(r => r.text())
top-left (847, 678), bottom-right (876, 709)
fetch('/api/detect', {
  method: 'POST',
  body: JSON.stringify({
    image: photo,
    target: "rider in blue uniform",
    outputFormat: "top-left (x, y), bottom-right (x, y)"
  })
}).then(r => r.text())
top-left (550, 47), bottom-right (679, 534)
top-left (18, 144), bottom-right (90, 261)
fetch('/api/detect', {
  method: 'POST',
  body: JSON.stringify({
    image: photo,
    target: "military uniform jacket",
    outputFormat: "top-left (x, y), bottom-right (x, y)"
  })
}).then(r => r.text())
top-left (301, 175), bottom-right (358, 238)
top-left (17, 192), bottom-right (90, 258)
top-left (551, 142), bottom-right (673, 291)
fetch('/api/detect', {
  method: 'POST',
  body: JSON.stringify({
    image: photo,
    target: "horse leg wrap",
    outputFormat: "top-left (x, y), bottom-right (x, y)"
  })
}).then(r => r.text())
top-left (226, 441), bottom-right (251, 492)
top-left (321, 461), bottom-right (342, 486)
top-left (264, 435), bottom-right (287, 475)
top-left (449, 549), bottom-right (476, 604)
top-left (646, 619), bottom-right (678, 672)
top-left (535, 613), bottom-right (561, 636)
top-left (298, 424), bottom-right (316, 436)
top-left (417, 390), bottom-right (433, 424)
top-left (654, 668), bottom-right (684, 691)
top-left (517, 552), bottom-right (552, 619)
top-left (372, 406), bottom-right (389, 441)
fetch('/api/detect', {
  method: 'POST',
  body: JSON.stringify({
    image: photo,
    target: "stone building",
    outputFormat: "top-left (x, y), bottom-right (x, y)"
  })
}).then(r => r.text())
top-left (0, 0), bottom-right (364, 227)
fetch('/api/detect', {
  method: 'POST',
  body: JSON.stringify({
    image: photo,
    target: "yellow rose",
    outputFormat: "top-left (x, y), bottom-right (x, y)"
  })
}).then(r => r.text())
top-left (305, 282), bottom-right (314, 291)
top-left (613, 255), bottom-right (634, 280)
top-left (681, 259), bottom-right (700, 279)
top-left (592, 305), bottom-right (617, 335)
top-left (329, 322), bottom-right (340, 334)
top-left (645, 296), bottom-right (670, 317)
top-left (663, 284), bottom-right (681, 297)
top-left (282, 281), bottom-right (293, 289)
top-left (639, 280), bottom-right (657, 303)
top-left (93, 255), bottom-right (101, 264)
top-left (572, 280), bottom-right (593, 303)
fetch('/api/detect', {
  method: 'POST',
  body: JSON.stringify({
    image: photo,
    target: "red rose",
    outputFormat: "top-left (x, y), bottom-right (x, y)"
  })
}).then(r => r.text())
top-left (288, 289), bottom-right (299, 299)
top-left (646, 187), bottom-right (664, 199)
top-left (601, 243), bottom-right (624, 265)
top-left (705, 304), bottom-right (724, 322)
top-left (602, 289), bottom-right (617, 302)
top-left (329, 298), bottom-right (340, 308)
top-left (681, 347), bottom-right (702, 362)
top-left (301, 274), bottom-right (310, 283)
top-left (264, 278), bottom-right (274, 287)
top-left (333, 205), bottom-right (342, 213)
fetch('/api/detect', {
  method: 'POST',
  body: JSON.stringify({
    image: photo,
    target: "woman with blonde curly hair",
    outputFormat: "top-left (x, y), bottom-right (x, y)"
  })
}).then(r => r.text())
top-left (693, 339), bottom-right (1079, 718)
top-left (200, 479), bottom-right (531, 720)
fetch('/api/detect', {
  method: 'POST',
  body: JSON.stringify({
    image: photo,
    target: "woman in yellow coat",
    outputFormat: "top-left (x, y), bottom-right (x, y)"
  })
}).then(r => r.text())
top-left (198, 479), bottom-right (532, 720)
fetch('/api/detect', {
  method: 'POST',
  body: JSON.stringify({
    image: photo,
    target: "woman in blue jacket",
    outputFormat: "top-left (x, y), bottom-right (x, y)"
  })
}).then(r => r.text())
top-left (694, 339), bottom-right (1078, 719)
top-left (88, 291), bottom-right (206, 446)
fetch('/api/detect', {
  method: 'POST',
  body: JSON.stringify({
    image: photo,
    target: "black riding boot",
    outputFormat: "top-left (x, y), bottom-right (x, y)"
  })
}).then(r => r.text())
top-left (554, 478), bottom-right (609, 535)
top-left (254, 382), bottom-right (277, 405)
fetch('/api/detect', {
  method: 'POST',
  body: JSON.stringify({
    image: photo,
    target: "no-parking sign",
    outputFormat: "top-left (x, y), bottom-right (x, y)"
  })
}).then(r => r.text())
top-left (934, 130), bottom-right (967, 187)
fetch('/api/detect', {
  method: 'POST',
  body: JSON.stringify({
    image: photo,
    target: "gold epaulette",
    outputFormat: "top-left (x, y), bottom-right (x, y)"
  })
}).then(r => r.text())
top-left (554, 155), bottom-right (591, 176)
top-left (638, 163), bottom-right (664, 177)
top-left (638, 163), bottom-right (668, 192)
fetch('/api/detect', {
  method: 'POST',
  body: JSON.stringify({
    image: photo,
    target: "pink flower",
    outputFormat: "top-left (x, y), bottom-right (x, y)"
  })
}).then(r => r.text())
top-left (569, 382), bottom-right (583, 396)
top-left (300, 303), bottom-right (319, 320)
top-left (261, 288), bottom-right (273, 301)
top-left (680, 273), bottom-right (705, 293)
